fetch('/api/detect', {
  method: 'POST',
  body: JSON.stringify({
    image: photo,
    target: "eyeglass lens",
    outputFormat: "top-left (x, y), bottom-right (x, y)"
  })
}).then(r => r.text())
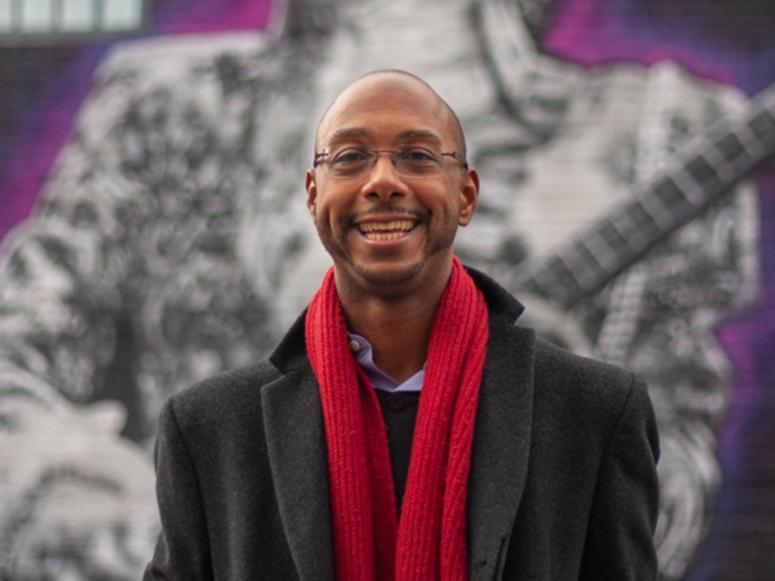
top-left (321, 148), bottom-right (458, 178)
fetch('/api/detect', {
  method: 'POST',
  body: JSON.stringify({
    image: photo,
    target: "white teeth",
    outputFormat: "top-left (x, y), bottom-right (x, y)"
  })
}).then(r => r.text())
top-left (363, 231), bottom-right (407, 241)
top-left (358, 220), bottom-right (415, 233)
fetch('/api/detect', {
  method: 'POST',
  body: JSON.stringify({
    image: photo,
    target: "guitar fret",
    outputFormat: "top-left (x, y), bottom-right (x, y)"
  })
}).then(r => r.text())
top-left (639, 191), bottom-right (674, 230)
top-left (631, 198), bottom-right (670, 233)
top-left (598, 219), bottom-right (631, 250)
top-left (566, 243), bottom-right (605, 291)
top-left (609, 210), bottom-right (641, 252)
top-left (733, 123), bottom-right (765, 160)
top-left (582, 230), bottom-right (621, 273)
top-left (652, 177), bottom-right (697, 213)
top-left (749, 108), bottom-right (775, 143)
top-left (610, 205), bottom-right (654, 252)
top-left (669, 166), bottom-right (705, 205)
top-left (714, 128), bottom-right (759, 175)
top-left (714, 131), bottom-right (748, 167)
top-left (538, 256), bottom-right (584, 301)
top-left (560, 253), bottom-right (589, 291)
top-left (701, 140), bottom-right (737, 183)
top-left (686, 153), bottom-right (725, 196)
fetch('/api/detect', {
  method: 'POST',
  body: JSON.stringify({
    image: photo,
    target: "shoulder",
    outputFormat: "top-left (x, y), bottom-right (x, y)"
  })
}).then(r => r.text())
top-left (533, 336), bottom-right (633, 392)
top-left (530, 336), bottom-right (652, 433)
top-left (161, 360), bottom-right (282, 436)
top-left (170, 359), bottom-right (281, 410)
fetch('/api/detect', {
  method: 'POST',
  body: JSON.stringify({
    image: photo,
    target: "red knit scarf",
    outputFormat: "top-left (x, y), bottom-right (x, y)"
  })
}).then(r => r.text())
top-left (305, 258), bottom-right (489, 581)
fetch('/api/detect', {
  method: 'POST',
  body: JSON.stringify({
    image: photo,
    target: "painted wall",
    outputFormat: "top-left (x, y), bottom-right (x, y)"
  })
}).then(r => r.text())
top-left (1, 1), bottom-right (773, 579)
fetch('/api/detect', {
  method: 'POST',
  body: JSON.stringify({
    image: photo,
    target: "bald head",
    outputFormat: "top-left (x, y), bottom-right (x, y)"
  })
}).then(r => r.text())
top-left (314, 69), bottom-right (467, 159)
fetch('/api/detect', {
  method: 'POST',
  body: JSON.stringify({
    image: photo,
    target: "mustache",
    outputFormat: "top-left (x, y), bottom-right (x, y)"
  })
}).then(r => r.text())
top-left (341, 205), bottom-right (429, 229)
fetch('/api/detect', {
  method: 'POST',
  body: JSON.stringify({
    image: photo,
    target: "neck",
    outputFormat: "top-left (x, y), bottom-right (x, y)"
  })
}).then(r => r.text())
top-left (335, 263), bottom-right (453, 383)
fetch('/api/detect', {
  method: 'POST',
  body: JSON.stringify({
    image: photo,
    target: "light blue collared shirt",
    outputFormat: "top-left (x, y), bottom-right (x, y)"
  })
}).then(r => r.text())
top-left (347, 332), bottom-right (425, 393)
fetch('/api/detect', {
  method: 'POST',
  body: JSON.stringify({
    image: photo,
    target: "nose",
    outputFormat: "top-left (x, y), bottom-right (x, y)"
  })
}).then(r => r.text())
top-left (360, 152), bottom-right (410, 201)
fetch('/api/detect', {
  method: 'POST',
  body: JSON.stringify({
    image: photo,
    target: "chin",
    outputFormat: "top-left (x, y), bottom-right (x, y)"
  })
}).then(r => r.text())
top-left (351, 259), bottom-right (426, 288)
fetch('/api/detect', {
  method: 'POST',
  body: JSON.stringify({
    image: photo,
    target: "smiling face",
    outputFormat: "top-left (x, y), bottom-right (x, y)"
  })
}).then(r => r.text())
top-left (306, 72), bottom-right (479, 297)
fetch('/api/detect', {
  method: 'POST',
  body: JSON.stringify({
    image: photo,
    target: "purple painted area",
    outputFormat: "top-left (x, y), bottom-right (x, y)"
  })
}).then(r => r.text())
top-left (0, 45), bottom-right (110, 241)
top-left (545, 0), bottom-right (737, 85)
top-left (153, 0), bottom-right (272, 34)
top-left (717, 170), bottom-right (775, 443)
top-left (0, 0), bottom-right (272, 243)
top-left (716, 290), bottom-right (773, 445)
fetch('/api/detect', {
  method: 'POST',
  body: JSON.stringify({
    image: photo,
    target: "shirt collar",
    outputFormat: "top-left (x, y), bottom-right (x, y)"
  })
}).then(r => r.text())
top-left (346, 332), bottom-right (425, 393)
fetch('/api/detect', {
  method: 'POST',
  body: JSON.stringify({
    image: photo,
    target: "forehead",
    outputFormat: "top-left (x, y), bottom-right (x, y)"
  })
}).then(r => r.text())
top-left (317, 75), bottom-right (455, 147)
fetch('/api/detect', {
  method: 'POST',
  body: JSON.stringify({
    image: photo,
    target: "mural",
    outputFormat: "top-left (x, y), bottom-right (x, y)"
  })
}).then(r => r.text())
top-left (1, 0), bottom-right (774, 579)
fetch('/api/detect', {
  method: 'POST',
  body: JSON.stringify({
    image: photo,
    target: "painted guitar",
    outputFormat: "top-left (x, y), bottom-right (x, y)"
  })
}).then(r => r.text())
top-left (508, 81), bottom-right (775, 352)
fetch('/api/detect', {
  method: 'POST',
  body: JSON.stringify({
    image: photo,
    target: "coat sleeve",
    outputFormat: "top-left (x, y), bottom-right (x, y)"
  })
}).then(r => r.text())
top-left (144, 399), bottom-right (214, 580)
top-left (579, 375), bottom-right (660, 580)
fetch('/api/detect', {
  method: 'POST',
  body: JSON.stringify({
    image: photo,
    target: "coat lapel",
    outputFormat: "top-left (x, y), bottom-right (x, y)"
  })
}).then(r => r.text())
top-left (261, 366), bottom-right (334, 581)
top-left (468, 318), bottom-right (535, 581)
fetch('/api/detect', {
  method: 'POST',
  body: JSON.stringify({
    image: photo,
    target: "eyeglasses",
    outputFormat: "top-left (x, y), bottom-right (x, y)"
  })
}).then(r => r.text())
top-left (313, 147), bottom-right (468, 179)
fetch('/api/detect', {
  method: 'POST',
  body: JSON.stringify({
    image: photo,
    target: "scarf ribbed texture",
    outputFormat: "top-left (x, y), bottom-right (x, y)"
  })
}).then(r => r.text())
top-left (305, 258), bottom-right (489, 581)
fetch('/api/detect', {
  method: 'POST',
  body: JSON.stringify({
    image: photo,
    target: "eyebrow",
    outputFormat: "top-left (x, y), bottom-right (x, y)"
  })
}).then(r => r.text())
top-left (328, 128), bottom-right (371, 142)
top-left (396, 130), bottom-right (443, 144)
top-left (325, 128), bottom-right (444, 146)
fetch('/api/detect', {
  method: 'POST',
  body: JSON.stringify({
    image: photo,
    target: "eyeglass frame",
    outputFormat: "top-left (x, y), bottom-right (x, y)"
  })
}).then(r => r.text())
top-left (312, 147), bottom-right (469, 178)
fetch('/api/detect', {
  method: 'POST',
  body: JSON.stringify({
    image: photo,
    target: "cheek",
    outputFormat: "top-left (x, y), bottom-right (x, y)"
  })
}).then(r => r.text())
top-left (312, 201), bottom-right (345, 243)
top-left (314, 190), bottom-right (348, 226)
top-left (435, 195), bottom-right (463, 224)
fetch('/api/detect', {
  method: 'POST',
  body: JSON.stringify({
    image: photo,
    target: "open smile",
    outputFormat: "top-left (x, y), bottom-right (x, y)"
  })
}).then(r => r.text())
top-left (356, 219), bottom-right (419, 242)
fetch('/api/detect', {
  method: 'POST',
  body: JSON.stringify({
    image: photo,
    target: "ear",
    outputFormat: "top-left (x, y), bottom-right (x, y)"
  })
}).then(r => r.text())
top-left (305, 169), bottom-right (318, 216)
top-left (457, 168), bottom-right (479, 226)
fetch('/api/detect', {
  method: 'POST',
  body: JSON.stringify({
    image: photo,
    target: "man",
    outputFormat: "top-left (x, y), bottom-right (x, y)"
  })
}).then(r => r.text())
top-left (145, 70), bottom-right (660, 580)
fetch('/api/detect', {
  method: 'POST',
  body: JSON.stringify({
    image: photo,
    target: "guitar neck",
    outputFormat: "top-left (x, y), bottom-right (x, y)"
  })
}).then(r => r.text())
top-left (514, 83), bottom-right (775, 309)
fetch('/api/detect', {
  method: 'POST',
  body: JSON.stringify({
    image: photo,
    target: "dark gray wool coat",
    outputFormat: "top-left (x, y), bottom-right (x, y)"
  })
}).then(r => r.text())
top-left (144, 268), bottom-right (660, 580)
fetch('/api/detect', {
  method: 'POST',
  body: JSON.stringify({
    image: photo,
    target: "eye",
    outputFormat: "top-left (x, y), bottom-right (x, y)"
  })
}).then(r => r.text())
top-left (332, 148), bottom-right (370, 164)
top-left (399, 148), bottom-right (437, 163)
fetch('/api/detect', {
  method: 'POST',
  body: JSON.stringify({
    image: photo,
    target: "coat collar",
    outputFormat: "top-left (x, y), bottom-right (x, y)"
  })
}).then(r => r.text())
top-left (262, 267), bottom-right (535, 581)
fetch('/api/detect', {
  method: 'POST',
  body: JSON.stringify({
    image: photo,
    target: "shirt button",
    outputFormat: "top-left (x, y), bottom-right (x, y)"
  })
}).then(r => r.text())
top-left (349, 339), bottom-right (361, 352)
